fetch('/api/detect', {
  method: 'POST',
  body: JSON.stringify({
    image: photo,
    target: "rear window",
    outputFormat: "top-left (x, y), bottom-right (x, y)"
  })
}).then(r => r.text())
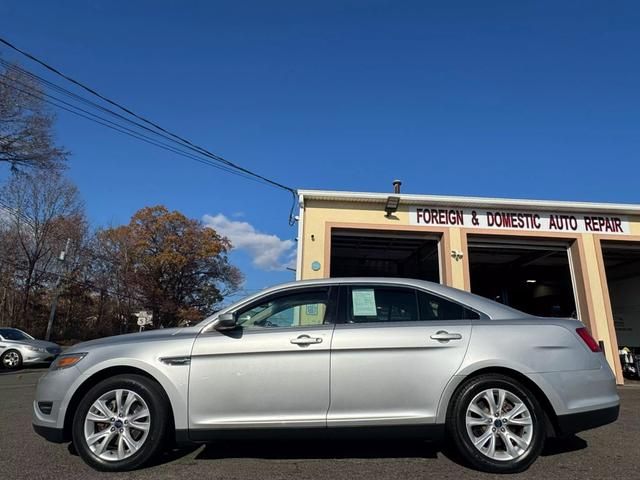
top-left (417, 291), bottom-right (480, 320)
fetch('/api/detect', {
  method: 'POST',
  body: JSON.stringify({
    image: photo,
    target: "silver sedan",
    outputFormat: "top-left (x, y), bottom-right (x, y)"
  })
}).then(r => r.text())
top-left (32, 278), bottom-right (619, 473)
top-left (0, 328), bottom-right (62, 370)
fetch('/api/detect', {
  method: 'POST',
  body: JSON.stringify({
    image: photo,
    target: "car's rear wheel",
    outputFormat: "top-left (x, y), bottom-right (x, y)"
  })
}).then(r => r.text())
top-left (1, 349), bottom-right (22, 370)
top-left (72, 374), bottom-right (169, 471)
top-left (447, 374), bottom-right (546, 473)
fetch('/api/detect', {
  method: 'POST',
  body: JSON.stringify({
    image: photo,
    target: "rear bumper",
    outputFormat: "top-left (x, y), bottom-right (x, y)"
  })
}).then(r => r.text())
top-left (556, 404), bottom-right (619, 436)
top-left (528, 366), bottom-right (619, 415)
top-left (32, 424), bottom-right (66, 443)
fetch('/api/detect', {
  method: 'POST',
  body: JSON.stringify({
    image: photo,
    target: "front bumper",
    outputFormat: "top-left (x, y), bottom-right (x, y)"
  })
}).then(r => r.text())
top-left (32, 365), bottom-right (82, 440)
top-left (23, 351), bottom-right (58, 365)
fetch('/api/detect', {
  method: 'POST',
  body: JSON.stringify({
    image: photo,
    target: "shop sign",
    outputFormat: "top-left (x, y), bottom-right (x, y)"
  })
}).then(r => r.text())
top-left (410, 207), bottom-right (631, 235)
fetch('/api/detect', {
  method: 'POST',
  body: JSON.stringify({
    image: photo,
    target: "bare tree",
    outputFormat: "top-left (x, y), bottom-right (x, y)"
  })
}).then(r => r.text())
top-left (0, 63), bottom-right (68, 171)
top-left (1, 170), bottom-right (85, 329)
top-left (0, 177), bottom-right (244, 338)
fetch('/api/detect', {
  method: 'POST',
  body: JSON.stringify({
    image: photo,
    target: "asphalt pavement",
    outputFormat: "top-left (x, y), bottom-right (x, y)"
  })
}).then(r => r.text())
top-left (1, 366), bottom-right (638, 480)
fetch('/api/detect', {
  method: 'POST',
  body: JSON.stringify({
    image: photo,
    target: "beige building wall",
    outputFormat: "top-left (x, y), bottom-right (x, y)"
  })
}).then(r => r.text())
top-left (301, 199), bottom-right (415, 280)
top-left (298, 195), bottom-right (640, 385)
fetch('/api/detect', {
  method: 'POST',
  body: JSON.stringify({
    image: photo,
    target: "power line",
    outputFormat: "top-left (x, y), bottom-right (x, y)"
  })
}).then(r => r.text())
top-left (0, 36), bottom-right (297, 197)
top-left (0, 58), bottom-right (180, 143)
top-left (0, 43), bottom-right (300, 224)
top-left (0, 77), bottom-right (276, 189)
top-left (0, 60), bottom-right (274, 186)
top-left (0, 197), bottom-right (37, 230)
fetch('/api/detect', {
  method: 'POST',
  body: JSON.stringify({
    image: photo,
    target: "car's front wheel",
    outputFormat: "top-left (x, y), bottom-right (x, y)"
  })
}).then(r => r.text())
top-left (447, 374), bottom-right (546, 473)
top-left (72, 374), bottom-right (169, 471)
top-left (1, 349), bottom-right (23, 370)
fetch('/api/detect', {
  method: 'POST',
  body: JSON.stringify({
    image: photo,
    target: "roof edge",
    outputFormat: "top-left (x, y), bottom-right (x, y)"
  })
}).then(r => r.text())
top-left (297, 189), bottom-right (640, 215)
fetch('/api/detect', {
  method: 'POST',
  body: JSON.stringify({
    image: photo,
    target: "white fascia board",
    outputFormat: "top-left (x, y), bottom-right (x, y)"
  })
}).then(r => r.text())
top-left (297, 189), bottom-right (640, 215)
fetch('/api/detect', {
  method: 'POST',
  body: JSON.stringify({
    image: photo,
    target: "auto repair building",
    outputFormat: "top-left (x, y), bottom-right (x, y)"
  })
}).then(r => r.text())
top-left (295, 186), bottom-right (640, 385)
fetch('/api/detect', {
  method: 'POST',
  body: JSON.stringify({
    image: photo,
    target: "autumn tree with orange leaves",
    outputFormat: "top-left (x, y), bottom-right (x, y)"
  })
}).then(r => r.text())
top-left (97, 206), bottom-right (242, 328)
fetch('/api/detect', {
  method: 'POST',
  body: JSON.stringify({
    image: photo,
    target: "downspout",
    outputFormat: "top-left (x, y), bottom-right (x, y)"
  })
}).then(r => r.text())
top-left (295, 193), bottom-right (305, 280)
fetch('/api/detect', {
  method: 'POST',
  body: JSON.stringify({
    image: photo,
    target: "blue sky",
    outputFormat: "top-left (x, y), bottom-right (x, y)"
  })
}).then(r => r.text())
top-left (1, 1), bottom-right (639, 293)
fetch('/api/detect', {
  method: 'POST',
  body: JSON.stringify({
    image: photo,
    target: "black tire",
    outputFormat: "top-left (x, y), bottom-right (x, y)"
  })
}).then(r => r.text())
top-left (1, 349), bottom-right (23, 370)
top-left (447, 374), bottom-right (546, 474)
top-left (72, 374), bottom-right (170, 471)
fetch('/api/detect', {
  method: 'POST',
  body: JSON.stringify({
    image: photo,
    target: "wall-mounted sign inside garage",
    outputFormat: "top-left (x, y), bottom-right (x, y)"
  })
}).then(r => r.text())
top-left (410, 207), bottom-right (630, 235)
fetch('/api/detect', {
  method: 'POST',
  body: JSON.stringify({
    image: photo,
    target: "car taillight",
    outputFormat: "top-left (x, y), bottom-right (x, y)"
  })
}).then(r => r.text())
top-left (576, 327), bottom-right (601, 352)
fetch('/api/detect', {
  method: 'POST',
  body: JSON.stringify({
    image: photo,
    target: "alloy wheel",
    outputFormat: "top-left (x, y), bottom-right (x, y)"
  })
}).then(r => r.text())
top-left (2, 351), bottom-right (20, 368)
top-left (83, 389), bottom-right (151, 461)
top-left (464, 388), bottom-right (534, 461)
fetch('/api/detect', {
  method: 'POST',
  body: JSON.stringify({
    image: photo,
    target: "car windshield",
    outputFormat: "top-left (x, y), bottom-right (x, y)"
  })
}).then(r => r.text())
top-left (0, 328), bottom-right (32, 341)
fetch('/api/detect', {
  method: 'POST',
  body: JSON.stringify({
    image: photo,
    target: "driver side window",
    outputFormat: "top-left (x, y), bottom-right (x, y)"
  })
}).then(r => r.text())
top-left (237, 289), bottom-right (330, 329)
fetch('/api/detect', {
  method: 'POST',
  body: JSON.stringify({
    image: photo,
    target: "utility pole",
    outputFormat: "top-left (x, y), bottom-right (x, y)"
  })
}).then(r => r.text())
top-left (45, 238), bottom-right (70, 341)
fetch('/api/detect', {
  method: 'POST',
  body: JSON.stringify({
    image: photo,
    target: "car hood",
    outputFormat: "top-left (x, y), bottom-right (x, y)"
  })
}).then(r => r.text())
top-left (65, 327), bottom-right (197, 353)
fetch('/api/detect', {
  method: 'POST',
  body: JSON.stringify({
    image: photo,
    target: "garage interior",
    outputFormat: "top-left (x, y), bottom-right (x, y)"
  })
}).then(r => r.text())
top-left (468, 237), bottom-right (577, 318)
top-left (330, 229), bottom-right (440, 281)
top-left (602, 241), bottom-right (640, 355)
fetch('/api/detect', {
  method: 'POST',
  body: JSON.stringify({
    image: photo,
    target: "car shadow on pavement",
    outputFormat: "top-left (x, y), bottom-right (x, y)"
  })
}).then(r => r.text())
top-left (541, 435), bottom-right (588, 456)
top-left (192, 439), bottom-right (441, 461)
top-left (69, 435), bottom-right (588, 468)
top-left (69, 439), bottom-right (444, 468)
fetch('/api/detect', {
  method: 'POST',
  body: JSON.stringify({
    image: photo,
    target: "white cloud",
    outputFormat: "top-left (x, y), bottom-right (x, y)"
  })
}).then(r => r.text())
top-left (203, 213), bottom-right (296, 271)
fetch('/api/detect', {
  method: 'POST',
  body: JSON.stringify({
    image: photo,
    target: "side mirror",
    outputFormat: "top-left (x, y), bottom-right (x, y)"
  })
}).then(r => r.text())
top-left (215, 312), bottom-right (237, 331)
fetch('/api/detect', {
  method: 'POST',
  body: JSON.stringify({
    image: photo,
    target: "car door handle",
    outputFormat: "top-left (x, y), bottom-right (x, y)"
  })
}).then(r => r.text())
top-left (430, 331), bottom-right (462, 341)
top-left (290, 335), bottom-right (323, 346)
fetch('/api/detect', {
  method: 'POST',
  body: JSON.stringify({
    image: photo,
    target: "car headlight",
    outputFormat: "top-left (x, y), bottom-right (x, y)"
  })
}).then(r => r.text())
top-left (26, 346), bottom-right (47, 353)
top-left (50, 353), bottom-right (87, 370)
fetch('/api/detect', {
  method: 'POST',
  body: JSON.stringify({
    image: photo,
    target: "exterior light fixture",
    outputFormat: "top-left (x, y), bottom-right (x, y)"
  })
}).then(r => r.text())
top-left (526, 279), bottom-right (537, 283)
top-left (384, 196), bottom-right (400, 217)
top-left (451, 250), bottom-right (464, 261)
